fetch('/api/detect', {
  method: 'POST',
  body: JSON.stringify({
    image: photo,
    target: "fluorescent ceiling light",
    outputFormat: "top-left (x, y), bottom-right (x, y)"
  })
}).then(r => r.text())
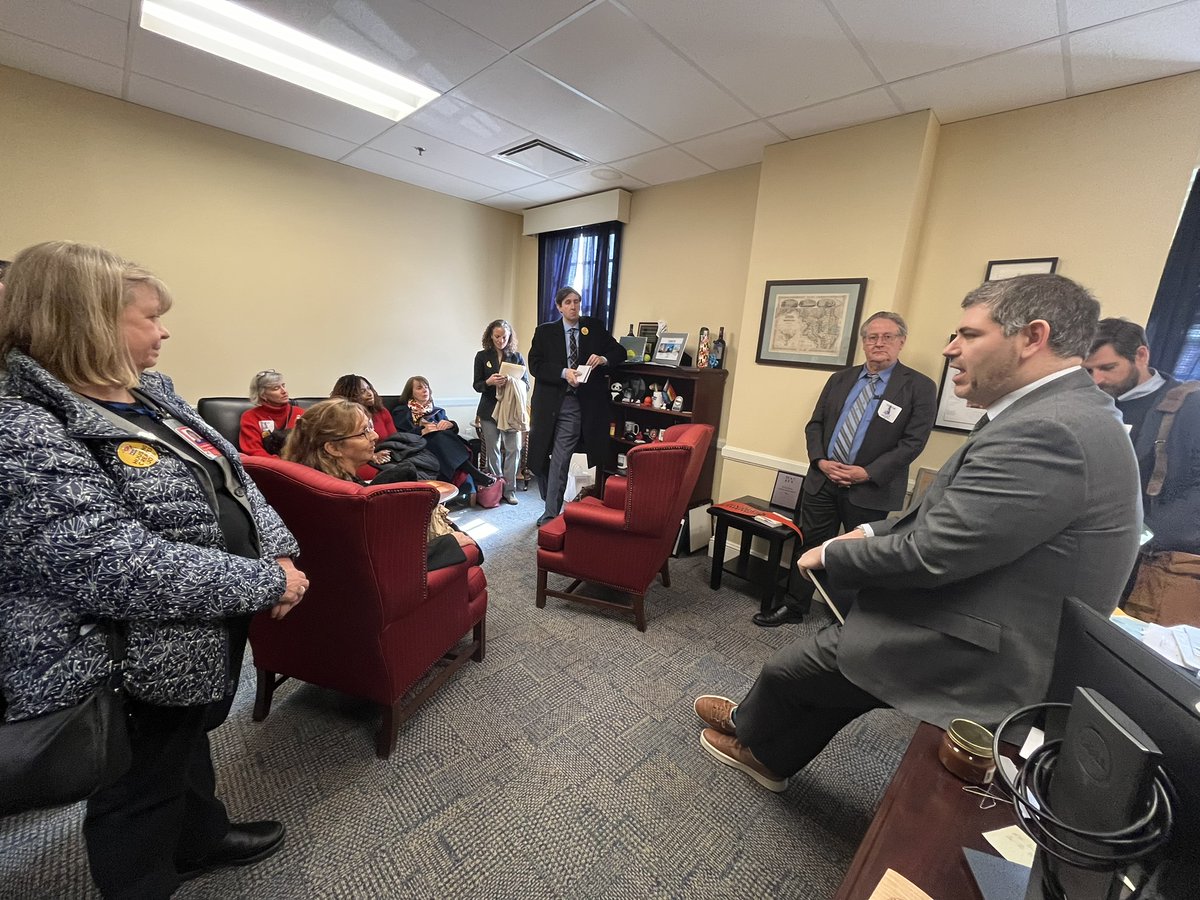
top-left (140, 0), bottom-right (439, 121)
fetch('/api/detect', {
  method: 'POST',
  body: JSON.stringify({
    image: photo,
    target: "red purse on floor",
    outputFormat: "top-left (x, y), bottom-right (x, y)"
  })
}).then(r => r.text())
top-left (475, 477), bottom-right (504, 509)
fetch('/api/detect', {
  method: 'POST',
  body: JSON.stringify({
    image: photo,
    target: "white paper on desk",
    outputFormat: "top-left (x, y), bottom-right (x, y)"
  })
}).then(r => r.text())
top-left (1018, 726), bottom-right (1044, 761)
top-left (574, 364), bottom-right (592, 383)
top-left (983, 825), bottom-right (1036, 867)
top-left (1143, 623), bottom-right (1185, 666)
top-left (866, 869), bottom-right (934, 900)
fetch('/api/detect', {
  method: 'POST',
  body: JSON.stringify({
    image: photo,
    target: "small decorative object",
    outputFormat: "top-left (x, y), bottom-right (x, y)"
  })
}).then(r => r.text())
top-left (610, 382), bottom-right (623, 402)
top-left (616, 452), bottom-right (628, 470)
top-left (623, 421), bottom-right (640, 441)
top-left (609, 422), bottom-right (616, 436)
top-left (619, 335), bottom-right (647, 361)
top-left (652, 332), bottom-right (688, 367)
top-left (756, 278), bottom-right (867, 369)
top-left (984, 257), bottom-right (1057, 281)
top-left (641, 397), bottom-right (653, 406)
top-left (709, 326), bottom-right (726, 369)
top-left (645, 428), bottom-right (658, 442)
top-left (770, 471), bottom-right (804, 510)
top-left (622, 386), bottom-right (634, 403)
top-left (652, 394), bottom-right (665, 409)
top-left (671, 396), bottom-right (684, 412)
top-left (697, 327), bottom-right (711, 368)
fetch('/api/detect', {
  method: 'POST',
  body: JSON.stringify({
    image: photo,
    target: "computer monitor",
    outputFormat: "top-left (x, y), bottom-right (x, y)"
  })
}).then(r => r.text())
top-left (1046, 598), bottom-right (1200, 896)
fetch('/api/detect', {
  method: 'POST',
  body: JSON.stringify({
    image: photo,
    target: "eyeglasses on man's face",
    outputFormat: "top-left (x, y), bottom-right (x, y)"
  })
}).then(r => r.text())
top-left (863, 333), bottom-right (902, 345)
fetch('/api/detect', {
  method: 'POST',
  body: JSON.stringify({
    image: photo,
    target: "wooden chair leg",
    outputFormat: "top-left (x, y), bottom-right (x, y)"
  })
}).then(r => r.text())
top-left (536, 567), bottom-right (548, 609)
top-left (472, 616), bottom-right (487, 662)
top-left (659, 558), bottom-right (671, 588)
top-left (252, 668), bottom-right (274, 721)
top-left (377, 701), bottom-right (400, 759)
top-left (634, 593), bottom-right (646, 632)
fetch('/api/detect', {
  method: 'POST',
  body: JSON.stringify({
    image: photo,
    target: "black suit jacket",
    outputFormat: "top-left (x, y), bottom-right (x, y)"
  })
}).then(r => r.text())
top-left (803, 360), bottom-right (937, 511)
top-left (472, 348), bottom-right (527, 420)
top-left (527, 316), bottom-right (623, 475)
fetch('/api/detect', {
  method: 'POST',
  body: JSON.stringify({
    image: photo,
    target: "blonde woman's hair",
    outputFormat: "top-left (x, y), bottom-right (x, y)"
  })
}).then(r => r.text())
top-left (282, 398), bottom-right (368, 480)
top-left (0, 240), bottom-right (173, 389)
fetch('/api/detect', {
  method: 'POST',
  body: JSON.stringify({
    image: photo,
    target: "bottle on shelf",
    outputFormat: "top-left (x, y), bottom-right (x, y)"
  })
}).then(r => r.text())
top-left (627, 323), bottom-right (635, 336)
top-left (696, 327), bottom-right (711, 368)
top-left (709, 327), bottom-right (726, 369)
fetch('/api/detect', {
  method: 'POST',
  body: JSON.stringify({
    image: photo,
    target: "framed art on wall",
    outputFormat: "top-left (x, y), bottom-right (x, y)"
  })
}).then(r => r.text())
top-left (756, 278), bottom-right (867, 369)
top-left (984, 257), bottom-right (1058, 281)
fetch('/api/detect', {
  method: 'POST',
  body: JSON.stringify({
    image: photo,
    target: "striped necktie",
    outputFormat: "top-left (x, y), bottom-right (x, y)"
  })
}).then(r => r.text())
top-left (831, 374), bottom-right (879, 463)
top-left (568, 327), bottom-right (578, 370)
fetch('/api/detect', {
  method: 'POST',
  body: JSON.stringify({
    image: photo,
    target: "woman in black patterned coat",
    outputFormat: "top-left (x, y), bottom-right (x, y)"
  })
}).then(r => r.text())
top-left (0, 242), bottom-right (309, 899)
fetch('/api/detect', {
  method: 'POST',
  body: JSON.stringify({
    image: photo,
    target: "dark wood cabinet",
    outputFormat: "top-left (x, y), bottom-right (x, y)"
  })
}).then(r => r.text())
top-left (606, 364), bottom-right (728, 507)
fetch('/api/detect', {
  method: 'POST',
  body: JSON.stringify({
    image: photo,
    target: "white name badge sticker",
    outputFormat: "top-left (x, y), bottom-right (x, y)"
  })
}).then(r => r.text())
top-left (877, 400), bottom-right (902, 423)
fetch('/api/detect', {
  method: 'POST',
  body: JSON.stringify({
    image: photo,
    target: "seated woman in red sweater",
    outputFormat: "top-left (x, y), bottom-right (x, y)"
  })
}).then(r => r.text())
top-left (239, 369), bottom-right (303, 456)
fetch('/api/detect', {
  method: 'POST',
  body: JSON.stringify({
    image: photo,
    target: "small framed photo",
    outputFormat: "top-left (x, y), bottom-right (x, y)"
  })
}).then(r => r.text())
top-left (756, 278), bottom-right (867, 369)
top-left (637, 321), bottom-right (664, 340)
top-left (652, 331), bottom-right (688, 366)
top-left (984, 257), bottom-right (1058, 281)
top-left (770, 470), bottom-right (804, 511)
top-left (619, 335), bottom-right (647, 362)
top-left (934, 338), bottom-right (987, 432)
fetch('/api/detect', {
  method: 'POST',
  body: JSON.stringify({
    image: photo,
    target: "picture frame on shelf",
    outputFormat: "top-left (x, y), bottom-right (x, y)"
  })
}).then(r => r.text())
top-left (652, 332), bottom-right (688, 367)
top-left (756, 278), bottom-right (867, 369)
top-left (619, 335), bottom-right (647, 363)
top-left (933, 338), bottom-right (987, 432)
top-left (769, 471), bottom-right (804, 511)
top-left (984, 257), bottom-right (1058, 281)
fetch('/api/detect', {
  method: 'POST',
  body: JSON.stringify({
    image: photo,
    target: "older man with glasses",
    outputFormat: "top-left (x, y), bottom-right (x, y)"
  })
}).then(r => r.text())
top-left (754, 311), bottom-right (937, 627)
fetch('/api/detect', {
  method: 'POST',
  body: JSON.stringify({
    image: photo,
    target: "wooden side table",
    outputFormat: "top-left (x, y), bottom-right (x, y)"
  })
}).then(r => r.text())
top-left (706, 495), bottom-right (799, 615)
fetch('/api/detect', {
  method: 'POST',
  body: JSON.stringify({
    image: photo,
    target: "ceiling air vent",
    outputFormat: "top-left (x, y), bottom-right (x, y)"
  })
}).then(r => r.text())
top-left (495, 139), bottom-right (587, 177)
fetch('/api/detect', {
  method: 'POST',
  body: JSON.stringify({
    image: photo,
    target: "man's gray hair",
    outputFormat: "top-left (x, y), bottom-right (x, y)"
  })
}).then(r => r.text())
top-left (859, 311), bottom-right (908, 340)
top-left (961, 274), bottom-right (1099, 359)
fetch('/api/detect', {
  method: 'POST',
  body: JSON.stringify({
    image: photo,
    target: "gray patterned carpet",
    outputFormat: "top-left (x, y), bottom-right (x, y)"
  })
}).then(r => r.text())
top-left (0, 493), bottom-right (917, 899)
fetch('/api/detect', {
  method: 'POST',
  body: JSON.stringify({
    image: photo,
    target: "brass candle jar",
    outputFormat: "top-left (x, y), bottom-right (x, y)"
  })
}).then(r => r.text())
top-left (938, 718), bottom-right (996, 785)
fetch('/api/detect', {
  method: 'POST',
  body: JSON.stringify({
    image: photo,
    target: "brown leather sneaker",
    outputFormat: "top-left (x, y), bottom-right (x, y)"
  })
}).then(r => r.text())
top-left (694, 695), bottom-right (737, 736)
top-left (700, 728), bottom-right (789, 793)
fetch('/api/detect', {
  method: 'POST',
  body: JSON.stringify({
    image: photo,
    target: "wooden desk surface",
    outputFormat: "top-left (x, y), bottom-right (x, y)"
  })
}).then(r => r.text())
top-left (834, 721), bottom-right (1018, 900)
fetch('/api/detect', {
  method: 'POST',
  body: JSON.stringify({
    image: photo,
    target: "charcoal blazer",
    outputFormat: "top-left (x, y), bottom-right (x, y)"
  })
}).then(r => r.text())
top-left (527, 316), bottom-right (623, 476)
top-left (803, 361), bottom-right (937, 511)
top-left (825, 368), bottom-right (1141, 728)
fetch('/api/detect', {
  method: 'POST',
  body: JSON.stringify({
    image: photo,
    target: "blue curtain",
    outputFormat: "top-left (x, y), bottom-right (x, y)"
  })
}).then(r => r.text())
top-left (1146, 172), bottom-right (1200, 380)
top-left (537, 222), bottom-right (622, 332)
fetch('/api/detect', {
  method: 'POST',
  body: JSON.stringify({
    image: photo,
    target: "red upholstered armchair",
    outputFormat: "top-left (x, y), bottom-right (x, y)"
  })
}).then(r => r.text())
top-left (536, 423), bottom-right (714, 631)
top-left (241, 456), bottom-right (487, 758)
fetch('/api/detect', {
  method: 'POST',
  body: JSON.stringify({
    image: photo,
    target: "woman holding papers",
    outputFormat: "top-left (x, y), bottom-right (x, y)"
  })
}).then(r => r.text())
top-left (473, 319), bottom-right (529, 505)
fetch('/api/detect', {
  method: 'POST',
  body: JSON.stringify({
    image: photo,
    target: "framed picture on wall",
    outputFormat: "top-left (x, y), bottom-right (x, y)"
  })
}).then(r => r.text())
top-left (984, 257), bottom-right (1058, 281)
top-left (755, 278), bottom-right (867, 369)
top-left (934, 337), bottom-right (988, 432)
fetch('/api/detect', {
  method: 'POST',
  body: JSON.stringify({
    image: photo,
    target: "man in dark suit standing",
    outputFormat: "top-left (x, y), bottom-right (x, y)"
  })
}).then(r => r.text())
top-left (694, 274), bottom-right (1140, 793)
top-left (528, 287), bottom-right (624, 526)
top-left (755, 312), bottom-right (936, 626)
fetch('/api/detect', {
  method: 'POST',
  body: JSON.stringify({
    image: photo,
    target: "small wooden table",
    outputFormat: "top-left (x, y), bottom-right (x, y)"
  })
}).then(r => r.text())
top-left (834, 722), bottom-right (1019, 899)
top-left (706, 495), bottom-right (800, 615)
top-left (420, 480), bottom-right (459, 503)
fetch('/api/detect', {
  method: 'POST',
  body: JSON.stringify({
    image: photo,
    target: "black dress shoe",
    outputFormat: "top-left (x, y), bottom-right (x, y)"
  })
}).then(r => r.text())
top-left (178, 821), bottom-right (285, 881)
top-left (536, 514), bottom-right (555, 526)
top-left (752, 606), bottom-right (806, 627)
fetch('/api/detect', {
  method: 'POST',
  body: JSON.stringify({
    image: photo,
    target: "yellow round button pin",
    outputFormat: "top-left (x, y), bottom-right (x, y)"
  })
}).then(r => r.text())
top-left (117, 441), bottom-right (159, 468)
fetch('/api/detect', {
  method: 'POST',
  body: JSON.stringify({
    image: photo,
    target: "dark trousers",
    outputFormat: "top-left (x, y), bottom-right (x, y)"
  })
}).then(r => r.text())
top-left (782, 480), bottom-right (885, 613)
top-left (735, 625), bottom-right (888, 776)
top-left (540, 395), bottom-right (582, 518)
top-left (83, 700), bottom-right (230, 900)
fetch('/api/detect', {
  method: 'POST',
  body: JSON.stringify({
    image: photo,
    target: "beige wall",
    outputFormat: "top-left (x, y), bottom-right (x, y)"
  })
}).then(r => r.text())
top-left (0, 66), bottom-right (523, 409)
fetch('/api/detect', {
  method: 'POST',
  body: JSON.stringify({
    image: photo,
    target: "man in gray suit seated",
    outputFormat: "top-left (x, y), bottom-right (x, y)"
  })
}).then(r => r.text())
top-left (695, 274), bottom-right (1141, 792)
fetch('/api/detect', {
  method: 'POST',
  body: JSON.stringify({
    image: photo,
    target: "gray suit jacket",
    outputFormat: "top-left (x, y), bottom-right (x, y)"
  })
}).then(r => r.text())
top-left (825, 368), bottom-right (1141, 728)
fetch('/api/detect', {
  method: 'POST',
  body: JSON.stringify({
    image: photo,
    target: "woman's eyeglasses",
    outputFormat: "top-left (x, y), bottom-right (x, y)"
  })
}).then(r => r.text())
top-left (332, 425), bottom-right (376, 442)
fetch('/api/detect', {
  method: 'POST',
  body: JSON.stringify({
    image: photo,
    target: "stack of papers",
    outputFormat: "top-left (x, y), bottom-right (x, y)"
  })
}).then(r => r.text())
top-left (1111, 613), bottom-right (1200, 673)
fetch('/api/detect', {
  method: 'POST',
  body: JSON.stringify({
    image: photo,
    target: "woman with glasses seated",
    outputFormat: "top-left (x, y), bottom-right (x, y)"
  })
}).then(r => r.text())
top-left (282, 399), bottom-right (476, 568)
top-left (239, 369), bottom-right (302, 457)
top-left (393, 376), bottom-right (494, 492)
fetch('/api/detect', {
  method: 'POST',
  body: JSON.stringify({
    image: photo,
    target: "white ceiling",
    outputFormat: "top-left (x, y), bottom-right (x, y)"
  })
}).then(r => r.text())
top-left (2, 0), bottom-right (1199, 212)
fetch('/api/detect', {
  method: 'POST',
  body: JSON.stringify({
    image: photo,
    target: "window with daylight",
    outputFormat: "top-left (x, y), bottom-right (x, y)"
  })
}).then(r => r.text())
top-left (537, 222), bottom-right (622, 331)
top-left (1146, 170), bottom-right (1200, 381)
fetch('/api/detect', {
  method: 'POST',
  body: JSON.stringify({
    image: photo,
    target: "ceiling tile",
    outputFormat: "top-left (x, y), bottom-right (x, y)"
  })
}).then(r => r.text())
top-left (519, 2), bottom-right (755, 142)
top-left (769, 87), bottom-right (903, 139)
top-left (1063, 0), bottom-right (1181, 31)
top-left (73, 0), bottom-right (131, 20)
top-left (477, 192), bottom-right (535, 212)
top-left (622, 0), bottom-right (881, 116)
top-left (127, 74), bottom-right (360, 161)
top-left (509, 181), bottom-right (581, 204)
top-left (1068, 1), bottom-right (1200, 96)
top-left (129, 32), bottom-right (396, 144)
top-left (0, 33), bottom-right (124, 97)
top-left (242, 0), bottom-right (503, 92)
top-left (453, 56), bottom-right (664, 162)
top-left (367, 124), bottom-right (544, 191)
top-left (611, 146), bottom-right (713, 186)
top-left (342, 147), bottom-right (495, 201)
top-left (677, 121), bottom-right (785, 170)
top-left (420, 0), bottom-right (591, 51)
top-left (891, 40), bottom-right (1067, 123)
top-left (403, 96), bottom-right (530, 155)
top-left (830, 0), bottom-right (1061, 81)
top-left (553, 167), bottom-right (648, 194)
top-left (0, 0), bottom-right (128, 66)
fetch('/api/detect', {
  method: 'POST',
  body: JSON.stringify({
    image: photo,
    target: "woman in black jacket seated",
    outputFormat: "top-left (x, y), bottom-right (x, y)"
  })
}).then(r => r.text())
top-left (282, 399), bottom-right (476, 569)
top-left (392, 376), bottom-right (494, 492)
